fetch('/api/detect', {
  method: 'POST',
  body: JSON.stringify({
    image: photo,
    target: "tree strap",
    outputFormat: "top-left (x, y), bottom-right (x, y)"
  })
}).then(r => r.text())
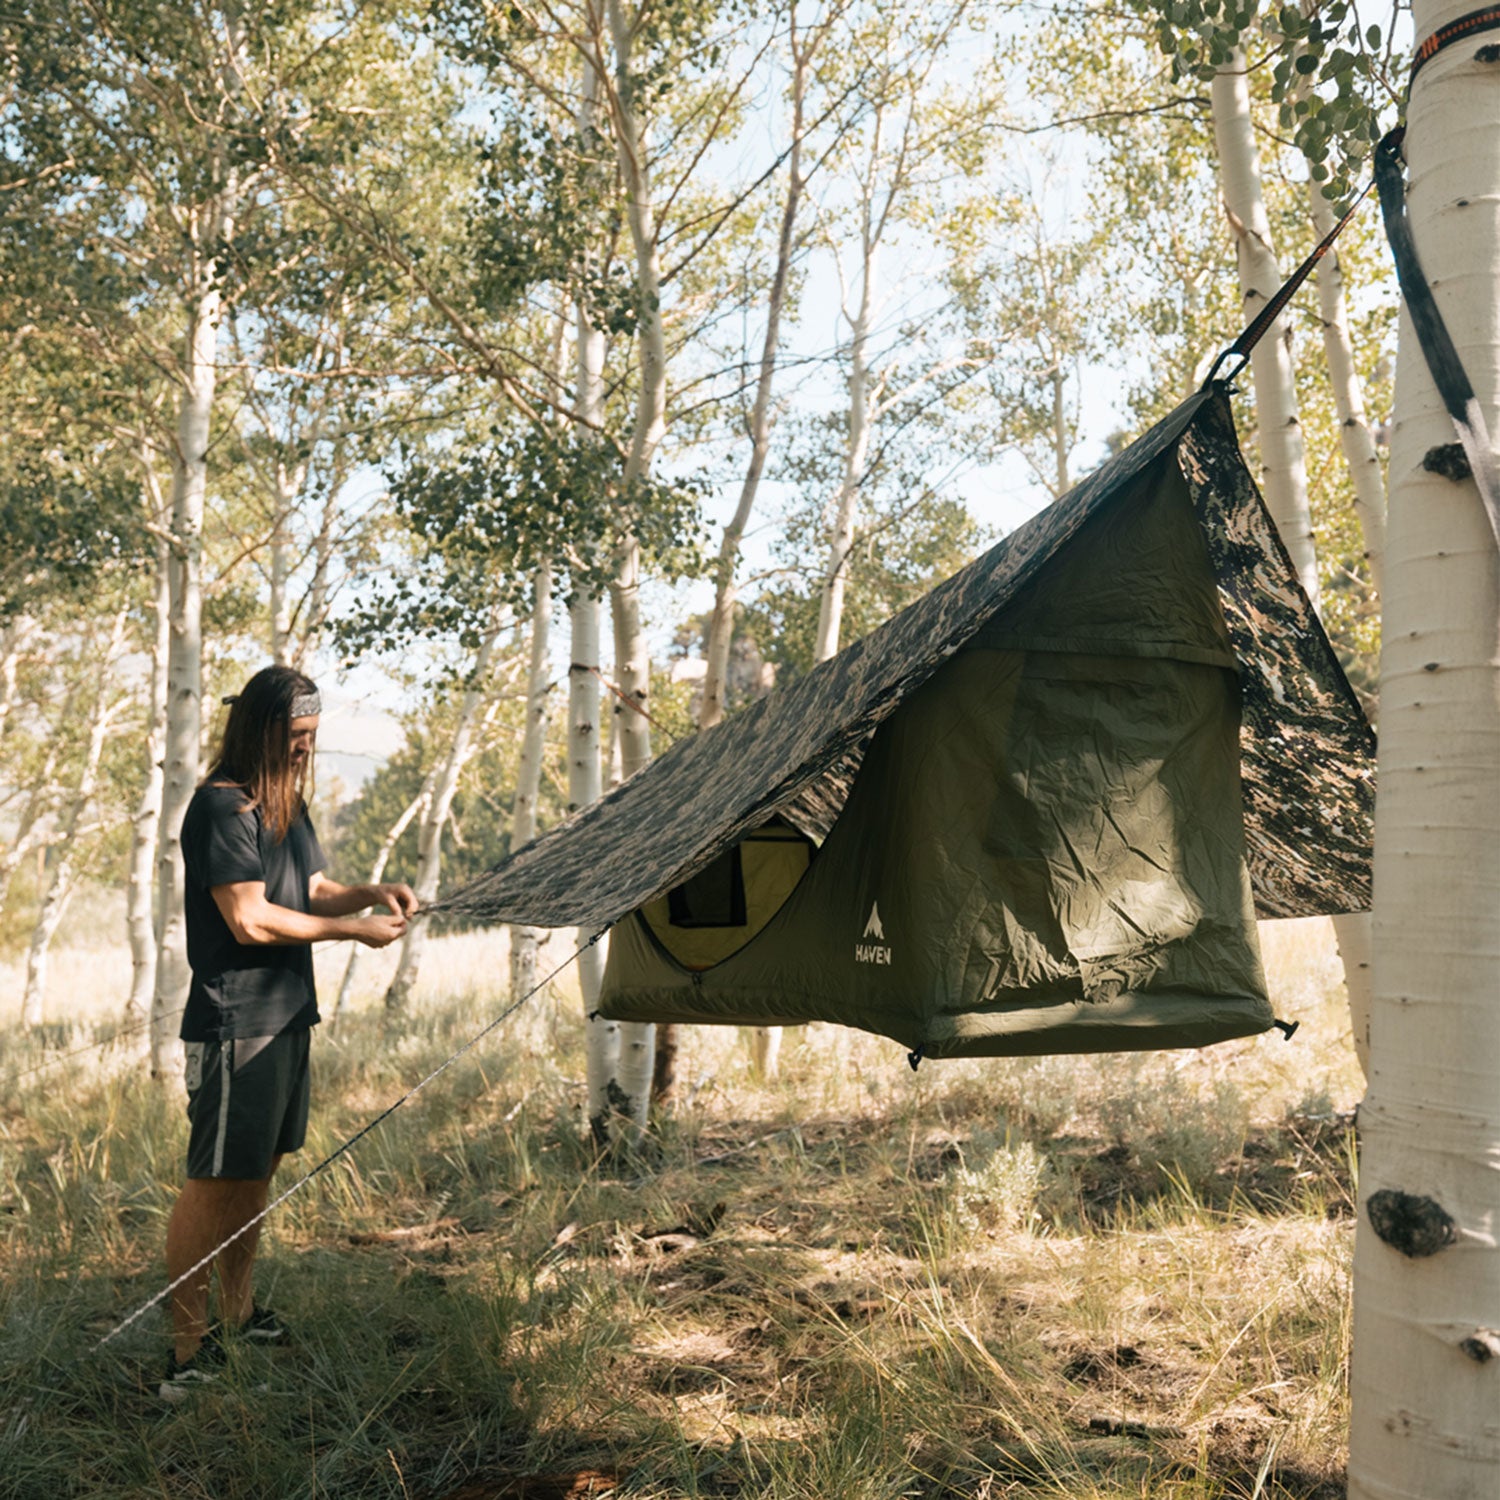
top-left (1374, 128), bottom-right (1500, 549)
top-left (1200, 182), bottom-right (1373, 389)
top-left (1409, 5), bottom-right (1500, 89)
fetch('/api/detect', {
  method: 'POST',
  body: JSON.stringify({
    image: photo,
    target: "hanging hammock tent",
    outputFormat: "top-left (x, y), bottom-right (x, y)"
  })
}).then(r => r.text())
top-left (433, 388), bottom-right (1375, 1060)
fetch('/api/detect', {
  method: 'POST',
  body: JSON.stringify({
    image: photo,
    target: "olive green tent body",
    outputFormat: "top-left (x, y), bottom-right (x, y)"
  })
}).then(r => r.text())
top-left (434, 389), bottom-right (1375, 1061)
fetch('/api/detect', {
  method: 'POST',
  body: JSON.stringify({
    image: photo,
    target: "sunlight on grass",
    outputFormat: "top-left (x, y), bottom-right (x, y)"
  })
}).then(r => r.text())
top-left (1, 913), bottom-right (1359, 1498)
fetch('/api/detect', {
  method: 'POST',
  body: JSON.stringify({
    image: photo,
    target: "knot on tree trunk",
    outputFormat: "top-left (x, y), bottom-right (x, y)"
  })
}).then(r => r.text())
top-left (1459, 1329), bottom-right (1500, 1364)
top-left (1366, 1188), bottom-right (1459, 1258)
top-left (1421, 443), bottom-right (1472, 482)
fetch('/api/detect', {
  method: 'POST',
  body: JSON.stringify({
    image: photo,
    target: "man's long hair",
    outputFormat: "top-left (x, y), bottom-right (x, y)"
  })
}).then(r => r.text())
top-left (206, 665), bottom-right (318, 842)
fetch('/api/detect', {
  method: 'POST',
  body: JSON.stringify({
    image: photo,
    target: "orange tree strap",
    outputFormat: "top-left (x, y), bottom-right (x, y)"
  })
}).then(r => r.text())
top-left (1410, 5), bottom-right (1500, 88)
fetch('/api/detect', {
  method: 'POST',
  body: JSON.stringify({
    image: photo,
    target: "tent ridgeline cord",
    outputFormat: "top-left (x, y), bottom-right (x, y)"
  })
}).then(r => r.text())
top-left (1373, 126), bottom-right (1500, 550)
top-left (1200, 178), bottom-right (1375, 390)
top-left (580, 664), bottom-right (677, 742)
top-left (7, 1008), bottom-right (186, 1083)
top-left (87, 928), bottom-right (606, 1357)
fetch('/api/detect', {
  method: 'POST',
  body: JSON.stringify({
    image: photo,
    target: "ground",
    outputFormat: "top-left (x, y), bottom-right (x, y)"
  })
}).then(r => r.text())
top-left (0, 910), bottom-right (1361, 1499)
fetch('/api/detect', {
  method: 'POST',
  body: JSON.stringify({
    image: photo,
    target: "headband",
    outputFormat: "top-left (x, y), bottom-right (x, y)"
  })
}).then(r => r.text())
top-left (219, 688), bottom-right (322, 717)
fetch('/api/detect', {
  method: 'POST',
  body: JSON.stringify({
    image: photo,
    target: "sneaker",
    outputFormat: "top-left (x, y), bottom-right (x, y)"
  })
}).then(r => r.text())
top-left (159, 1333), bottom-right (225, 1403)
top-left (220, 1304), bottom-right (289, 1343)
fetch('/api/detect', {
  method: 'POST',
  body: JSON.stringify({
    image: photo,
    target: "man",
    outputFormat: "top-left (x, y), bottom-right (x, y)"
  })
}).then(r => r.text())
top-left (161, 665), bottom-right (416, 1400)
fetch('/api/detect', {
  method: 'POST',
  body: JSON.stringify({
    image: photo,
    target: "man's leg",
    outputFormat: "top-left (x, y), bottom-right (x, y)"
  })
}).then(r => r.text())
top-left (165, 1171), bottom-right (272, 1364)
top-left (213, 1153), bottom-right (283, 1331)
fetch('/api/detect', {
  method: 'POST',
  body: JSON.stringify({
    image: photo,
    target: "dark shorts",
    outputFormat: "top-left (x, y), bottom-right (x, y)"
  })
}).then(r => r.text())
top-left (184, 1030), bottom-right (311, 1180)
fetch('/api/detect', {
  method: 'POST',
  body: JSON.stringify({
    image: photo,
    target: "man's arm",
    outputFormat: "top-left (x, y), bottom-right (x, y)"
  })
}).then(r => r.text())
top-left (307, 871), bottom-right (419, 919)
top-left (211, 882), bottom-right (408, 949)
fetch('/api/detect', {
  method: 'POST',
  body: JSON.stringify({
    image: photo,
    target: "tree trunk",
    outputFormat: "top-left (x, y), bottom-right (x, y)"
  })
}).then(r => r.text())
top-left (762, 99), bottom-right (887, 1081)
top-left (571, 7), bottom-right (622, 1139)
top-left (1209, 49), bottom-right (1319, 604)
top-left (1303, 164), bottom-right (1387, 1085)
top-left (125, 528), bottom-right (171, 1022)
top-left (292, 480), bottom-right (340, 672)
top-left (1051, 364), bottom-right (1071, 496)
top-left (151, 254), bottom-right (222, 1079)
top-left (0, 726), bottom-right (63, 923)
top-left (22, 609), bottom-right (126, 1025)
top-left (382, 624), bottom-right (503, 1014)
top-left (595, 0), bottom-right (662, 1127)
top-left (1306, 183), bottom-right (1388, 597)
top-left (1210, 47), bottom-right (1382, 1074)
top-left (700, 17), bottom-right (810, 731)
top-left (570, 587), bottom-right (617, 1141)
top-left (1348, 15), bottom-right (1500, 1493)
top-left (813, 224), bottom-right (879, 664)
top-left (331, 780), bottom-right (430, 1021)
top-left (0, 615), bottom-right (35, 744)
top-left (268, 455), bottom-right (310, 666)
top-left (509, 562), bottom-right (553, 1005)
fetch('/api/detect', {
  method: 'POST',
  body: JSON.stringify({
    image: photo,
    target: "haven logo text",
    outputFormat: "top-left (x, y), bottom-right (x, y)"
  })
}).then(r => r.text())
top-left (855, 902), bottom-right (892, 965)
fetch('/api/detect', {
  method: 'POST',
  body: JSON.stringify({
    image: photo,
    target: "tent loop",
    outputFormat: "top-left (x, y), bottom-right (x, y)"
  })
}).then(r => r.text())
top-left (907, 1045), bottom-right (924, 1071)
top-left (1272, 1018), bottom-right (1300, 1042)
top-left (1199, 178), bottom-right (1374, 394)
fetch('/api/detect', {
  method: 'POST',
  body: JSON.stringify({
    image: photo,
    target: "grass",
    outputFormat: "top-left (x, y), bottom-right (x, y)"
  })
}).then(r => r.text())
top-left (0, 913), bottom-right (1361, 1499)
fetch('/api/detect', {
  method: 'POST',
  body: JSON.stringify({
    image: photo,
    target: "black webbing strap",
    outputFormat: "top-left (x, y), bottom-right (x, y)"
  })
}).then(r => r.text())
top-left (1409, 5), bottom-right (1500, 89)
top-left (1200, 182), bottom-right (1374, 389)
top-left (1374, 128), bottom-right (1500, 549)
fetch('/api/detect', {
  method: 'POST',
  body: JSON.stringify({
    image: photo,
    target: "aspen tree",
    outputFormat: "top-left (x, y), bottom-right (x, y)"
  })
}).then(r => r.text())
top-left (383, 623), bottom-right (508, 1014)
top-left (1348, 3), bottom-right (1500, 1491)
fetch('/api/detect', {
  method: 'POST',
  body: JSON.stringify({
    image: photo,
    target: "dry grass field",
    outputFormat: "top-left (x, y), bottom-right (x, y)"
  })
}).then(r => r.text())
top-left (0, 903), bottom-right (1362, 1499)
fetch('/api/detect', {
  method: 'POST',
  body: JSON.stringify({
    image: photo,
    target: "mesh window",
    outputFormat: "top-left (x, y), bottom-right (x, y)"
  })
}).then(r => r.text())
top-left (667, 846), bottom-right (747, 928)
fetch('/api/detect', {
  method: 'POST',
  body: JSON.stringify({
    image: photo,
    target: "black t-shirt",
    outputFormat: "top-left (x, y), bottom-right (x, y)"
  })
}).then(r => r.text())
top-left (179, 780), bottom-right (327, 1042)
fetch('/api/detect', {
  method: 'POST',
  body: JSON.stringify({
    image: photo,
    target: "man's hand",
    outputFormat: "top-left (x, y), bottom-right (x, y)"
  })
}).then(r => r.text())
top-left (353, 911), bottom-right (408, 949)
top-left (370, 882), bottom-right (419, 918)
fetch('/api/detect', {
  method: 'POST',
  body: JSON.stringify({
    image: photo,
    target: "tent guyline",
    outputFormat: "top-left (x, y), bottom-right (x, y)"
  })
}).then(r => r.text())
top-left (581, 662), bottom-right (676, 740)
top-left (89, 934), bottom-right (597, 1357)
top-left (6, 1007), bottom-right (188, 1083)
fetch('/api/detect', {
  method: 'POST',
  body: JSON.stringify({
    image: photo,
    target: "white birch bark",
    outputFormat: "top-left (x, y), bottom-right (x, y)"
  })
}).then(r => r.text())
top-left (592, 0), bottom-right (661, 1129)
top-left (570, 587), bottom-right (616, 1138)
top-left (0, 728), bottom-right (63, 921)
top-left (268, 457), bottom-right (307, 666)
top-left (573, 0), bottom-right (621, 1140)
top-left (331, 781), bottom-right (430, 1021)
top-left (1210, 49), bottom-right (1320, 604)
top-left (383, 623), bottom-right (504, 1013)
top-left (292, 482), bottom-right (340, 672)
top-left (150, 244), bottom-right (224, 1079)
top-left (1348, 11), bottom-right (1500, 1493)
top-left (150, 4), bottom-right (247, 1075)
top-left (125, 527), bottom-right (171, 1021)
top-left (813, 137), bottom-right (882, 664)
top-left (1050, 365), bottom-right (1071, 496)
top-left (21, 609), bottom-right (127, 1025)
top-left (1209, 47), bottom-right (1382, 1073)
top-left (509, 562), bottom-right (553, 1005)
top-left (1304, 178), bottom-right (1385, 1083)
top-left (1306, 188), bottom-right (1388, 597)
top-left (0, 615), bottom-right (34, 744)
top-left (700, 13), bottom-right (811, 731)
